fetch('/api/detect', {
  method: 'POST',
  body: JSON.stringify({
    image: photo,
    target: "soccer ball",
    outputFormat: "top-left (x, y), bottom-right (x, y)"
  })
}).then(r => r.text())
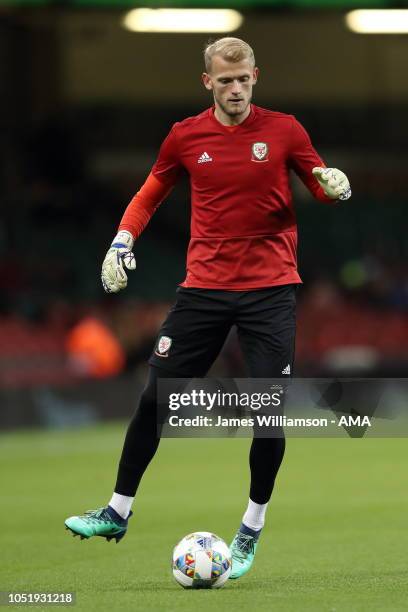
top-left (172, 531), bottom-right (232, 589)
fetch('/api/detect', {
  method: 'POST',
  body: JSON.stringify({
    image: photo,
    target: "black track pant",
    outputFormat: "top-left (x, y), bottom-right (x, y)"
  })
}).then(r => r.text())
top-left (115, 285), bottom-right (296, 505)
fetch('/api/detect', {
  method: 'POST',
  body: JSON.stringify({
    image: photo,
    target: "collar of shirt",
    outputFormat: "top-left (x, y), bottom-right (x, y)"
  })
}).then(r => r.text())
top-left (208, 104), bottom-right (257, 133)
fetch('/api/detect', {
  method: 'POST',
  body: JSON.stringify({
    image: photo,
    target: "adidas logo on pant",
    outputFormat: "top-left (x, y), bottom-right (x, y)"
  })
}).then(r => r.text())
top-left (281, 364), bottom-right (291, 375)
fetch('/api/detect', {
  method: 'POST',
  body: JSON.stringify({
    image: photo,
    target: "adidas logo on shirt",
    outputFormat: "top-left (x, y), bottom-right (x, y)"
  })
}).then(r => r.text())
top-left (197, 152), bottom-right (213, 164)
top-left (282, 364), bottom-right (291, 375)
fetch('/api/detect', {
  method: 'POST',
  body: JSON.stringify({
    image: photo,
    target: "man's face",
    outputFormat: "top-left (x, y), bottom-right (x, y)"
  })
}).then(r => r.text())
top-left (202, 55), bottom-right (258, 118)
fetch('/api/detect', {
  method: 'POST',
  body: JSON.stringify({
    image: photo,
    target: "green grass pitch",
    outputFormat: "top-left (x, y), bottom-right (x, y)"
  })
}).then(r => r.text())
top-left (1, 423), bottom-right (407, 611)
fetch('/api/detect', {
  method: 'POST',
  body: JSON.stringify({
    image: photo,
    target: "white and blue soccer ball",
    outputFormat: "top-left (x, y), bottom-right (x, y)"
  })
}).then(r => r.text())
top-left (172, 531), bottom-right (232, 589)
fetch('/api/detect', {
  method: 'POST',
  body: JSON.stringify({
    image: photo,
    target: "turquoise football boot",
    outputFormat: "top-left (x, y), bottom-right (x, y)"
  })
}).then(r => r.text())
top-left (229, 531), bottom-right (259, 579)
top-left (65, 506), bottom-right (132, 543)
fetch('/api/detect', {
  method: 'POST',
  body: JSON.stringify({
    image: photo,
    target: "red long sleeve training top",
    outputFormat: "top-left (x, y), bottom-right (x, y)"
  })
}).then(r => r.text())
top-left (119, 104), bottom-right (333, 290)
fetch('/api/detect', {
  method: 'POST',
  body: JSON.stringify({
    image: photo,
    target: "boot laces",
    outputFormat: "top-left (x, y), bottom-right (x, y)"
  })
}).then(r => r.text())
top-left (83, 508), bottom-right (111, 524)
top-left (233, 533), bottom-right (255, 561)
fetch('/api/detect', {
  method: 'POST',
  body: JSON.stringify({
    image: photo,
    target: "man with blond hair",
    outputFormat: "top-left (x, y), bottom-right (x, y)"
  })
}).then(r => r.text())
top-left (65, 37), bottom-right (351, 579)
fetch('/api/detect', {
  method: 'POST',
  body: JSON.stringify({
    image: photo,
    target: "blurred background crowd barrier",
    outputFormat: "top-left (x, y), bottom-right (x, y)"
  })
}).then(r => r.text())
top-left (1, 0), bottom-right (407, 429)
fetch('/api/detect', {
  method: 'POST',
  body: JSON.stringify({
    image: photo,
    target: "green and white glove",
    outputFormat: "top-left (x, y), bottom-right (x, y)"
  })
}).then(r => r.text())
top-left (312, 167), bottom-right (351, 201)
top-left (101, 230), bottom-right (136, 293)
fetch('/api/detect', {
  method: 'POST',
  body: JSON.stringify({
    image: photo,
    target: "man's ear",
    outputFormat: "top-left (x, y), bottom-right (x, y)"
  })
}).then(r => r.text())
top-left (252, 66), bottom-right (259, 86)
top-left (202, 72), bottom-right (213, 91)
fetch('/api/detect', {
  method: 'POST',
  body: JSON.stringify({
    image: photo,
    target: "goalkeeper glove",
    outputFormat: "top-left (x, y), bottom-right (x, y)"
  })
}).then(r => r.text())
top-left (101, 230), bottom-right (136, 293)
top-left (312, 167), bottom-right (351, 201)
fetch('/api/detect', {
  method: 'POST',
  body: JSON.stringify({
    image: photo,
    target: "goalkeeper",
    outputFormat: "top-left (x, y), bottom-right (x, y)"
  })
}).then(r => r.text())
top-left (65, 37), bottom-right (351, 580)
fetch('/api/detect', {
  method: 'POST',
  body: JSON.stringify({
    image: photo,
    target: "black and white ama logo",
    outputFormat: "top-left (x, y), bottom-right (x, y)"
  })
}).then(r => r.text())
top-left (155, 335), bottom-right (172, 358)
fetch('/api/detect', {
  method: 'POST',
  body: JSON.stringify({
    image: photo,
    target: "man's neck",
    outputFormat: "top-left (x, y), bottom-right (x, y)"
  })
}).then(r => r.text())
top-left (213, 104), bottom-right (252, 126)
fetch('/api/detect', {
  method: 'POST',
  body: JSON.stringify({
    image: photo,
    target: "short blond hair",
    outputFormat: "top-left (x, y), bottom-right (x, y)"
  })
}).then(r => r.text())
top-left (204, 37), bottom-right (255, 73)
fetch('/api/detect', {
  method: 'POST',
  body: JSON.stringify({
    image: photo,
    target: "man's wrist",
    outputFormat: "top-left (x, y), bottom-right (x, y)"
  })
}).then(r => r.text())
top-left (112, 230), bottom-right (134, 249)
top-left (338, 186), bottom-right (352, 201)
